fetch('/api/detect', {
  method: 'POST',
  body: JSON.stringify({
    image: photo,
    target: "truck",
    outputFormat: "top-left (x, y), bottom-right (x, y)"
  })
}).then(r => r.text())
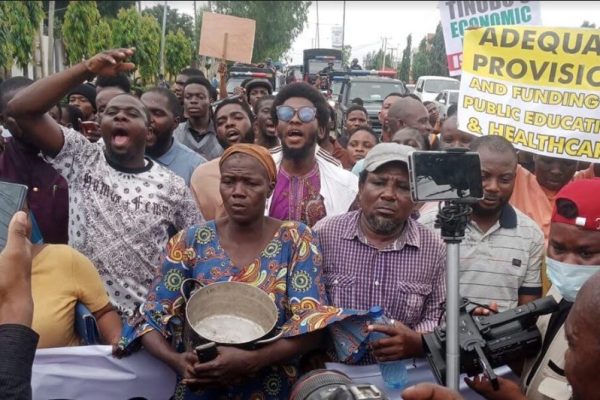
top-left (334, 71), bottom-right (408, 137)
top-left (414, 76), bottom-right (460, 102)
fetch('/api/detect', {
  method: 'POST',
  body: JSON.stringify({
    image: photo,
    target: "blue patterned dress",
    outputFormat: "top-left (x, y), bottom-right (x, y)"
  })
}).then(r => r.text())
top-left (119, 220), bottom-right (368, 400)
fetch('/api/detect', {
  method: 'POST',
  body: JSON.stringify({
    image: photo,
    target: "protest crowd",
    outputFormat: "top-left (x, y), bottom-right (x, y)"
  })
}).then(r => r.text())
top-left (0, 4), bottom-right (599, 400)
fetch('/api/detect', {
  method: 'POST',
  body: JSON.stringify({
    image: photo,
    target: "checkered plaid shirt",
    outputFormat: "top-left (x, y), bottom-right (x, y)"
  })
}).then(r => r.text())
top-left (313, 210), bottom-right (446, 333)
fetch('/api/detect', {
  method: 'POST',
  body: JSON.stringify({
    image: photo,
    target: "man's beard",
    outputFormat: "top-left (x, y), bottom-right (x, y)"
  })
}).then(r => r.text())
top-left (364, 213), bottom-right (404, 235)
top-left (217, 128), bottom-right (255, 149)
top-left (281, 133), bottom-right (317, 161)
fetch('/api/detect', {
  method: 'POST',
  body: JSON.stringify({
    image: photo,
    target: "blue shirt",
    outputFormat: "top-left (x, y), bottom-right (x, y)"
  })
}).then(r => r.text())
top-left (154, 140), bottom-right (206, 186)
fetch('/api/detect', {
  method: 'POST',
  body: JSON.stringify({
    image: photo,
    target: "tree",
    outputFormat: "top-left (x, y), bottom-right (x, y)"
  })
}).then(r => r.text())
top-left (3, 2), bottom-right (44, 76)
top-left (62, 1), bottom-right (103, 65)
top-left (341, 45), bottom-right (352, 68)
top-left (90, 19), bottom-right (112, 56)
top-left (165, 29), bottom-right (193, 79)
top-left (411, 37), bottom-right (430, 81)
top-left (582, 21), bottom-right (597, 28)
top-left (213, 1), bottom-right (311, 63)
top-left (363, 49), bottom-right (393, 70)
top-left (0, 3), bottom-right (16, 76)
top-left (143, 4), bottom-right (194, 38)
top-left (398, 34), bottom-right (412, 83)
top-left (429, 22), bottom-right (449, 76)
top-left (112, 7), bottom-right (161, 83)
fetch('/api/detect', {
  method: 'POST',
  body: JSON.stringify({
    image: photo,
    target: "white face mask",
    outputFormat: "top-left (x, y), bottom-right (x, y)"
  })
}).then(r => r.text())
top-left (546, 257), bottom-right (600, 302)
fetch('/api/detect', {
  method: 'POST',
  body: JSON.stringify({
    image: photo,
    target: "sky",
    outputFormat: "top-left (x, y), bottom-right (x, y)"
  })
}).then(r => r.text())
top-left (142, 1), bottom-right (600, 64)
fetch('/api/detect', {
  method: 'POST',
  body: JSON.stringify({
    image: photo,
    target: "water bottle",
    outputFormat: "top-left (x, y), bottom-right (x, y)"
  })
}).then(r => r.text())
top-left (368, 306), bottom-right (408, 389)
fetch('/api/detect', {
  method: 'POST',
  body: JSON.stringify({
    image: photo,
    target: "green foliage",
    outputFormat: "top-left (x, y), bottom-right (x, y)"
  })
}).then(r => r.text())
top-left (0, 3), bottom-right (16, 72)
top-left (341, 45), bottom-right (352, 68)
top-left (430, 22), bottom-right (449, 76)
top-left (363, 49), bottom-right (393, 70)
top-left (213, 1), bottom-right (311, 63)
top-left (112, 7), bottom-right (161, 83)
top-left (411, 23), bottom-right (449, 80)
top-left (398, 34), bottom-right (412, 83)
top-left (582, 21), bottom-right (597, 28)
top-left (143, 4), bottom-right (194, 38)
top-left (62, 1), bottom-right (103, 64)
top-left (3, 1), bottom-right (44, 72)
top-left (165, 29), bottom-right (193, 79)
top-left (411, 37), bottom-right (430, 81)
top-left (90, 19), bottom-right (112, 56)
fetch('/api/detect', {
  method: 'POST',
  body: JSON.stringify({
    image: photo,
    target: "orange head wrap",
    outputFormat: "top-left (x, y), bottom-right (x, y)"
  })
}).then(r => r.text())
top-left (219, 144), bottom-right (277, 183)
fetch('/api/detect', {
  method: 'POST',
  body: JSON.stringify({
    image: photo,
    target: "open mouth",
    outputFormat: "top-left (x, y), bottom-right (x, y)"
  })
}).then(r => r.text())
top-left (265, 120), bottom-right (276, 135)
top-left (111, 127), bottom-right (130, 147)
top-left (226, 129), bottom-right (241, 143)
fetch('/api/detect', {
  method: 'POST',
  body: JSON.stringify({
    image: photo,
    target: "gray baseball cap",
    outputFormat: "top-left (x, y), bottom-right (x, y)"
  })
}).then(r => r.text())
top-left (363, 142), bottom-right (414, 172)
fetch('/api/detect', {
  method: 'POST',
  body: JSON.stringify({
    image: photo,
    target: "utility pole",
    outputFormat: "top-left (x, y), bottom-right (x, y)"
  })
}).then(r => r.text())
top-left (316, 2), bottom-right (320, 48)
top-left (47, 0), bottom-right (55, 76)
top-left (159, 0), bottom-right (167, 76)
top-left (341, 1), bottom-right (346, 67)
top-left (381, 37), bottom-right (388, 70)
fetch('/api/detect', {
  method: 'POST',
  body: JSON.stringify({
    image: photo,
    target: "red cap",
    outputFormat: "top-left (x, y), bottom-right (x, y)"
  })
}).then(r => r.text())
top-left (551, 178), bottom-right (600, 231)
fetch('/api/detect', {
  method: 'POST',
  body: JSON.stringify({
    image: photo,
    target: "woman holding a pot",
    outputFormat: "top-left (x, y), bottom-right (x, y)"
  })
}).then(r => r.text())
top-left (116, 143), bottom-right (365, 399)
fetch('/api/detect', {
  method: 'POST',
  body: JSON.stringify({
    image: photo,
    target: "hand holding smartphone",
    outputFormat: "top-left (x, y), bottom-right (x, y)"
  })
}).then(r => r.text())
top-left (0, 181), bottom-right (28, 249)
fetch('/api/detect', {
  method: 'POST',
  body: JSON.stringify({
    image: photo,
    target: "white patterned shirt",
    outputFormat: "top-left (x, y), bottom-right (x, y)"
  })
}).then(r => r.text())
top-left (46, 128), bottom-right (203, 316)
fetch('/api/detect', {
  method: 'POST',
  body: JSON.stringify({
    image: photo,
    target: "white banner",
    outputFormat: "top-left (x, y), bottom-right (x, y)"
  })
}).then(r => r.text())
top-left (32, 345), bottom-right (176, 400)
top-left (439, 1), bottom-right (542, 76)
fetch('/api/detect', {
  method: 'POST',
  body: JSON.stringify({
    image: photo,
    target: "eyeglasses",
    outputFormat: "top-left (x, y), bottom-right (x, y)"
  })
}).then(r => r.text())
top-left (276, 105), bottom-right (317, 123)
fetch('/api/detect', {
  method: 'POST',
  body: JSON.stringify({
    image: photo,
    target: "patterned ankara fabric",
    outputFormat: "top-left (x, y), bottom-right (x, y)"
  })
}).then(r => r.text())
top-left (119, 220), bottom-right (368, 400)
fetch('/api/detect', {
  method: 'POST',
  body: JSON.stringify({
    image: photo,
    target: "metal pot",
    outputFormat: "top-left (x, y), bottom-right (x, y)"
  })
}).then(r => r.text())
top-left (180, 279), bottom-right (283, 352)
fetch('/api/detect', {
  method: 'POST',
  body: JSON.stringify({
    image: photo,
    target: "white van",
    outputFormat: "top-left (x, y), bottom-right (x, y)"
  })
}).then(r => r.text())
top-left (414, 76), bottom-right (460, 102)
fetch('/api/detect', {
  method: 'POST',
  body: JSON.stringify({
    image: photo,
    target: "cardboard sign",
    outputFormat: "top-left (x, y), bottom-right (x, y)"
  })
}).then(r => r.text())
top-left (458, 26), bottom-right (600, 162)
top-left (199, 12), bottom-right (256, 63)
top-left (439, 1), bottom-right (542, 76)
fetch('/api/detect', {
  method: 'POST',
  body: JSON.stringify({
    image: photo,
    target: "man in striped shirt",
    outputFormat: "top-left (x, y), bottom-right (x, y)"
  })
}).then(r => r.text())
top-left (314, 143), bottom-right (446, 362)
top-left (420, 135), bottom-right (543, 312)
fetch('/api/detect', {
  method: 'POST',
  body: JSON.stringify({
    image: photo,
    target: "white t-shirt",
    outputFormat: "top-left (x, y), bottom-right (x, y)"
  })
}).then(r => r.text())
top-left (47, 128), bottom-right (203, 316)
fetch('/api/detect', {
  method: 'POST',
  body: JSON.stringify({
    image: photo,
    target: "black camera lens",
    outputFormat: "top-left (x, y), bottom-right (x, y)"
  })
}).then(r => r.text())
top-left (290, 369), bottom-right (353, 400)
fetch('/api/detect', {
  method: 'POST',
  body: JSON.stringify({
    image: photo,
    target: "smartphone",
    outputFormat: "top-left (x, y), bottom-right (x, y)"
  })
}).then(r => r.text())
top-left (195, 342), bottom-right (218, 363)
top-left (0, 181), bottom-right (28, 249)
top-left (408, 151), bottom-right (483, 203)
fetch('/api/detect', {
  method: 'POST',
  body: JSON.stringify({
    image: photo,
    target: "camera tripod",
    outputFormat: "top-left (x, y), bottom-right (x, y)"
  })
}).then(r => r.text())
top-left (435, 201), bottom-right (472, 390)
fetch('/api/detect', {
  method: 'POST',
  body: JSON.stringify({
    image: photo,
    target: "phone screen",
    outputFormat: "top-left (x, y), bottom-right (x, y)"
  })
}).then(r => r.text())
top-left (0, 181), bottom-right (28, 248)
top-left (409, 151), bottom-right (483, 203)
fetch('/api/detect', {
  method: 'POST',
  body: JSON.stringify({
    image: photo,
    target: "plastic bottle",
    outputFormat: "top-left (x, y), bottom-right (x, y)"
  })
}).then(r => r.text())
top-left (368, 305), bottom-right (408, 389)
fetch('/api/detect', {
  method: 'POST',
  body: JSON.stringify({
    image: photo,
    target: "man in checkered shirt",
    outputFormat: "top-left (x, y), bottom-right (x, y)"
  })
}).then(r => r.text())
top-left (314, 143), bottom-right (446, 363)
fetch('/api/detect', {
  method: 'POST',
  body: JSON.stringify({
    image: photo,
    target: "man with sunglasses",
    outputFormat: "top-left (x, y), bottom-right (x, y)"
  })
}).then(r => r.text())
top-left (268, 83), bottom-right (358, 227)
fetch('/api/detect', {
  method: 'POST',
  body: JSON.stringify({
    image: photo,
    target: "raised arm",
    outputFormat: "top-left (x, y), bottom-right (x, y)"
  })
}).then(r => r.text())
top-left (5, 48), bottom-right (135, 157)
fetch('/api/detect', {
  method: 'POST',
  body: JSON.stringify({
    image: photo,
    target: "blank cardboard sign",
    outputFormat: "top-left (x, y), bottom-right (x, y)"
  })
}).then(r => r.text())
top-left (199, 12), bottom-right (256, 63)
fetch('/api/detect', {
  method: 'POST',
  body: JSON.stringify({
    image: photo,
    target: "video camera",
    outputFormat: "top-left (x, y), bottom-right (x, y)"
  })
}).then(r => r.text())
top-left (423, 296), bottom-right (558, 389)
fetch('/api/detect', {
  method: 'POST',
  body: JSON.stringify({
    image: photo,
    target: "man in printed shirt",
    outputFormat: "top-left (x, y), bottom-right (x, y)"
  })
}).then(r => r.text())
top-left (314, 143), bottom-right (446, 363)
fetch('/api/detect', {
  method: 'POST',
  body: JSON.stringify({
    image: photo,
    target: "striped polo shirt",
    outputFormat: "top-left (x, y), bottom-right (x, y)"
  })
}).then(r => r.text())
top-left (419, 204), bottom-right (543, 312)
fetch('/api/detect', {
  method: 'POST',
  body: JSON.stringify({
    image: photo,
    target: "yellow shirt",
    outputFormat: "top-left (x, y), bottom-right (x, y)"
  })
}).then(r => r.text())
top-left (31, 245), bottom-right (110, 348)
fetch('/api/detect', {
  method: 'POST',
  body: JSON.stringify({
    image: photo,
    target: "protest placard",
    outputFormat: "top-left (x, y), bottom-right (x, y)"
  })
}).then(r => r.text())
top-left (458, 26), bottom-right (600, 162)
top-left (439, 1), bottom-right (541, 76)
top-left (199, 12), bottom-right (256, 63)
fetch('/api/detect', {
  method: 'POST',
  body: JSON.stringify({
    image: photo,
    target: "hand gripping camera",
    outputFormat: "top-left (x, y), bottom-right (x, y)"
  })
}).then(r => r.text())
top-left (423, 296), bottom-right (558, 389)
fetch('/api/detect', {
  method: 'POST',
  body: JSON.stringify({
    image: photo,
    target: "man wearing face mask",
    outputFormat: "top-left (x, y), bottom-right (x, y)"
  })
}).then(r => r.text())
top-left (465, 178), bottom-right (600, 400)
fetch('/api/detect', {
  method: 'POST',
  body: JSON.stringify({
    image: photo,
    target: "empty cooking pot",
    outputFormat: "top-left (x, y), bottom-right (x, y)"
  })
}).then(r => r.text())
top-left (180, 279), bottom-right (282, 351)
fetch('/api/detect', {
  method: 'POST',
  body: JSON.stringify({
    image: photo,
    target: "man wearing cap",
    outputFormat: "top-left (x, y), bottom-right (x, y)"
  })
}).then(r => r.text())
top-left (67, 82), bottom-right (96, 121)
top-left (243, 78), bottom-right (273, 111)
top-left (314, 142), bottom-right (446, 363)
top-left (420, 135), bottom-right (544, 312)
top-left (463, 178), bottom-right (600, 400)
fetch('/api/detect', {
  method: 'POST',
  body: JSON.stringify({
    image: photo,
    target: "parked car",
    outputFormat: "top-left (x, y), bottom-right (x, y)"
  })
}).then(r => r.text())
top-left (414, 76), bottom-right (460, 102)
top-left (434, 89), bottom-right (459, 119)
top-left (405, 83), bottom-right (415, 94)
